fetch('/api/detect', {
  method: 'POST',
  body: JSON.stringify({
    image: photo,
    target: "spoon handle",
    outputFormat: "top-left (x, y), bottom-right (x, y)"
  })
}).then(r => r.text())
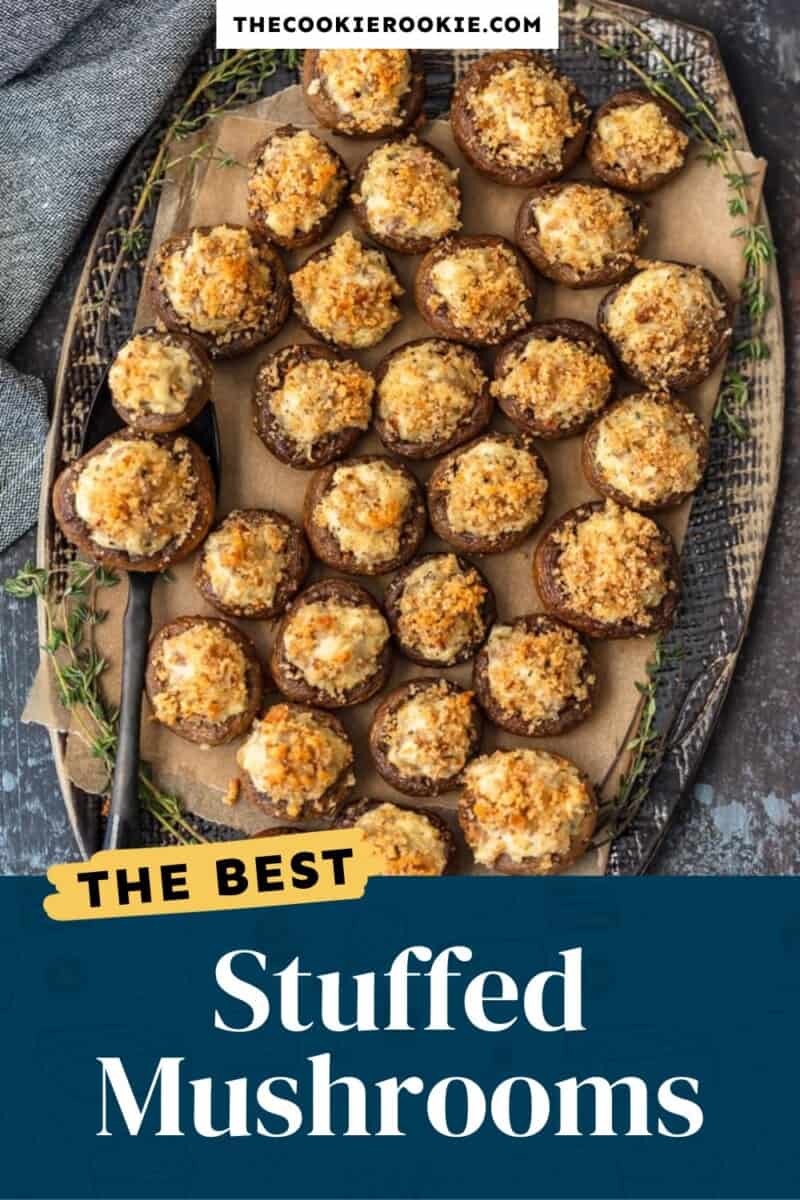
top-left (103, 572), bottom-right (155, 851)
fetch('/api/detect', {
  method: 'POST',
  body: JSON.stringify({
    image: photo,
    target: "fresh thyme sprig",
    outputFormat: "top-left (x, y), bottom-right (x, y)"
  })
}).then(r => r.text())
top-left (568, 3), bottom-right (776, 438)
top-left (4, 561), bottom-right (207, 846)
top-left (594, 638), bottom-right (678, 843)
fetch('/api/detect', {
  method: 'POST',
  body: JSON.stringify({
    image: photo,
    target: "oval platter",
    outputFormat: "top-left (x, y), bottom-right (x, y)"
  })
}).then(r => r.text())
top-left (35, 1), bottom-right (785, 871)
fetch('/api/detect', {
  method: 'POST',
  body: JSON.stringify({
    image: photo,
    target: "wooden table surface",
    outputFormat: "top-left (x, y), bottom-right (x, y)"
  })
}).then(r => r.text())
top-left (2, 0), bottom-right (798, 873)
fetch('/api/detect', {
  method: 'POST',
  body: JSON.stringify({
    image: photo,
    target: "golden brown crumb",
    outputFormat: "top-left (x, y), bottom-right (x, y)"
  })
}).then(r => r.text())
top-left (492, 336), bottom-right (613, 428)
top-left (237, 704), bottom-right (353, 817)
top-left (442, 439), bottom-right (547, 537)
top-left (222, 778), bottom-right (241, 807)
top-left (377, 341), bottom-right (484, 445)
top-left (291, 232), bottom-right (403, 348)
top-left (269, 358), bottom-right (373, 451)
top-left (593, 392), bottom-right (705, 504)
top-left (532, 184), bottom-right (642, 274)
top-left (109, 334), bottom-right (201, 418)
top-left (383, 682), bottom-right (475, 780)
top-left (554, 501), bottom-right (673, 625)
top-left (354, 802), bottom-right (449, 875)
top-left (486, 623), bottom-right (593, 724)
top-left (248, 129), bottom-right (347, 241)
top-left (462, 748), bottom-right (594, 870)
top-left (201, 512), bottom-right (289, 611)
top-left (396, 555), bottom-right (488, 662)
top-left (317, 50), bottom-right (412, 132)
top-left (428, 243), bottom-right (531, 341)
top-left (315, 460), bottom-right (414, 564)
top-left (354, 137), bottom-right (461, 243)
top-left (283, 600), bottom-right (389, 697)
top-left (594, 101), bottom-right (688, 183)
top-left (468, 61), bottom-right (583, 168)
top-left (152, 622), bottom-right (248, 727)
top-left (74, 437), bottom-right (198, 558)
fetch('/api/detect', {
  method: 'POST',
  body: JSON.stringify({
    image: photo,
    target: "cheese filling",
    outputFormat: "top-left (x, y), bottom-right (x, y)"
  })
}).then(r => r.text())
top-left (152, 623), bottom-right (249, 727)
top-left (443, 439), bottom-right (547, 537)
top-left (282, 599), bottom-right (389, 696)
top-left (463, 749), bottom-right (594, 869)
top-left (533, 185), bottom-right (641, 274)
top-left (315, 460), bottom-right (414, 564)
top-left (237, 704), bottom-right (353, 817)
top-left (604, 262), bottom-right (727, 383)
top-left (353, 138), bottom-right (461, 243)
top-left (247, 129), bottom-right (347, 241)
top-left (384, 682), bottom-right (475, 780)
top-left (159, 226), bottom-right (275, 340)
top-left (554, 501), bottom-right (672, 625)
top-left (270, 357), bottom-right (373, 450)
top-left (593, 101), bottom-right (688, 183)
top-left (354, 803), bottom-right (449, 876)
top-left (378, 341), bottom-right (485, 444)
top-left (202, 513), bottom-right (289, 611)
top-left (593, 393), bottom-right (704, 503)
top-left (291, 232), bottom-right (403, 348)
top-left (109, 335), bottom-right (201, 417)
top-left (315, 49), bottom-right (412, 132)
top-left (492, 335), bottom-right (613, 428)
top-left (486, 623), bottom-right (592, 725)
top-left (396, 555), bottom-right (488, 663)
top-left (468, 62), bottom-right (582, 168)
top-left (429, 244), bottom-right (531, 340)
top-left (74, 437), bottom-right (198, 558)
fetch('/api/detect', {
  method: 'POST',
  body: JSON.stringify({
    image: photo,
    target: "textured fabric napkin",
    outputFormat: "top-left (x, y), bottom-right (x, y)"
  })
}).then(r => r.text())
top-left (0, 0), bottom-right (214, 552)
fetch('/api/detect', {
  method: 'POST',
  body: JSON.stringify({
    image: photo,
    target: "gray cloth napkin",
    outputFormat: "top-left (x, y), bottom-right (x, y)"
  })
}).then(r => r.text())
top-left (0, 0), bottom-right (214, 553)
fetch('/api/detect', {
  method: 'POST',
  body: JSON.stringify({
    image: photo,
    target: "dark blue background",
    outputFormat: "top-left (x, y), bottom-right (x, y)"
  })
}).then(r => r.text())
top-left (1, 877), bottom-right (799, 1198)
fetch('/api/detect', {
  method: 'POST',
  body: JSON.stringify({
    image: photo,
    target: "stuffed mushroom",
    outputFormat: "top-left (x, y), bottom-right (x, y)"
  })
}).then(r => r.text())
top-left (108, 329), bottom-right (212, 434)
top-left (52, 430), bottom-right (214, 573)
top-left (492, 320), bottom-right (615, 439)
top-left (534, 499), bottom-right (680, 638)
top-left (194, 508), bottom-right (310, 620)
top-left (427, 433), bottom-right (549, 555)
top-left (270, 579), bottom-right (392, 709)
top-left (415, 235), bottom-right (536, 347)
top-left (459, 748), bottom-right (597, 875)
top-left (302, 49), bottom-right (425, 138)
top-left (451, 50), bottom-right (589, 187)
top-left (369, 677), bottom-right (482, 797)
top-left (304, 455), bottom-right (426, 576)
top-left (384, 553), bottom-right (496, 668)
top-left (247, 125), bottom-right (350, 249)
top-left (145, 616), bottom-right (263, 746)
top-left (253, 343), bottom-right (374, 469)
top-left (148, 224), bottom-right (290, 359)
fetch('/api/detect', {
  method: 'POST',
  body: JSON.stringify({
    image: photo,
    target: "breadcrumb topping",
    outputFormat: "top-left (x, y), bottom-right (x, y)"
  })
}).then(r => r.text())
top-left (201, 511), bottom-right (289, 612)
top-left (378, 341), bottom-right (485, 445)
top-left (593, 392), bottom-right (705, 505)
top-left (354, 802), bottom-right (449, 876)
top-left (317, 49), bottom-right (412, 132)
top-left (604, 262), bottom-right (728, 384)
top-left (248, 129), bottom-right (347, 241)
top-left (553, 500), bottom-right (673, 626)
top-left (462, 748), bottom-right (595, 870)
top-left (428, 243), bottom-right (532, 341)
top-left (267, 356), bottom-right (374, 452)
top-left (315, 460), bottom-right (414, 564)
top-left (396, 555), bottom-right (489, 663)
top-left (383, 681), bottom-right (476, 780)
top-left (238, 704), bottom-right (353, 817)
top-left (492, 335), bottom-right (613, 430)
top-left (158, 226), bottom-right (276, 342)
top-left (74, 437), bottom-right (198, 558)
top-left (593, 101), bottom-right (688, 184)
top-left (440, 438), bottom-right (547, 538)
top-left (468, 61), bottom-right (583, 169)
top-left (283, 599), bottom-right (389, 697)
top-left (109, 334), bottom-right (201, 418)
top-left (152, 622), bottom-right (249, 728)
top-left (532, 184), bottom-right (642, 274)
top-left (291, 232), bottom-right (403, 348)
top-left (486, 621), bottom-right (592, 725)
top-left (353, 137), bottom-right (461, 243)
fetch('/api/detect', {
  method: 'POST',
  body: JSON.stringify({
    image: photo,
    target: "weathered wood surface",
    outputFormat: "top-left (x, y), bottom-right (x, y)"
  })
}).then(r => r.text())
top-left (1, 0), bottom-right (798, 874)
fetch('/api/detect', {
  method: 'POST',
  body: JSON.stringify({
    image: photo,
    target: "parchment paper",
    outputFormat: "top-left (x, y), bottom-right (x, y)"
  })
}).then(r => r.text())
top-left (27, 83), bottom-right (765, 875)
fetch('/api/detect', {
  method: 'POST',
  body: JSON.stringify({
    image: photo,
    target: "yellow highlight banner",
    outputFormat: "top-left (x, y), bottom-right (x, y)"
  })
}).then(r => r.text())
top-left (44, 829), bottom-right (379, 921)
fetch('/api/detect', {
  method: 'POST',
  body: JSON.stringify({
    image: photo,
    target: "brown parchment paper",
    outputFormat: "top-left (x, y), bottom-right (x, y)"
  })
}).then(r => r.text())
top-left (27, 83), bottom-right (765, 875)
